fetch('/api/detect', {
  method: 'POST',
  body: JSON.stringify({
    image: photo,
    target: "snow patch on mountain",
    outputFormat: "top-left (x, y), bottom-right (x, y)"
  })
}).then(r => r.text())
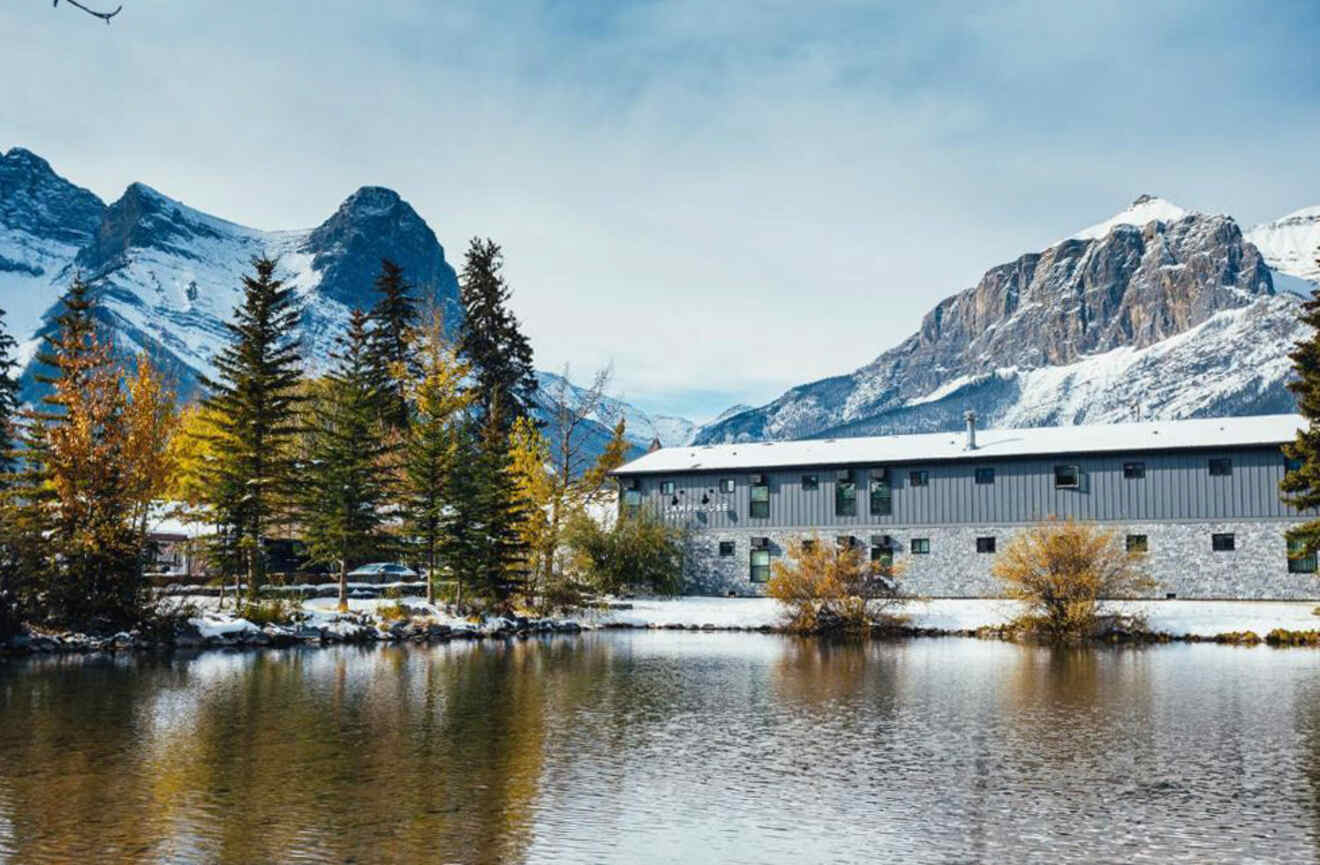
top-left (1246, 205), bottom-right (1320, 283)
top-left (534, 370), bottom-right (695, 448)
top-left (1067, 194), bottom-right (1188, 243)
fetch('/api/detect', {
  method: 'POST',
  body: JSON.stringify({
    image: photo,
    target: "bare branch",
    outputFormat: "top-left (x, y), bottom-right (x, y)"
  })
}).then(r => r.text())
top-left (53, 0), bottom-right (123, 24)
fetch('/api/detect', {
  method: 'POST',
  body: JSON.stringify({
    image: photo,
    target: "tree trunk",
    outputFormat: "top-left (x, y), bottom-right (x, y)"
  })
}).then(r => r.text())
top-left (337, 556), bottom-right (348, 612)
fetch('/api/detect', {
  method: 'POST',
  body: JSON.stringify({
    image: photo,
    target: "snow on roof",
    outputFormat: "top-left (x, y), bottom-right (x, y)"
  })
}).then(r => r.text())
top-left (613, 415), bottom-right (1305, 475)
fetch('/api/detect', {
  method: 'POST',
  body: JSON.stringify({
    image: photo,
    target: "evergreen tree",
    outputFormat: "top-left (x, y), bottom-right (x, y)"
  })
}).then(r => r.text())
top-left (299, 309), bottom-right (396, 610)
top-left (366, 258), bottom-right (421, 430)
top-left (0, 307), bottom-right (25, 636)
top-left (200, 256), bottom-right (304, 599)
top-left (456, 238), bottom-right (537, 433)
top-left (400, 316), bottom-right (472, 604)
top-left (15, 279), bottom-right (175, 627)
top-left (1283, 255), bottom-right (1320, 558)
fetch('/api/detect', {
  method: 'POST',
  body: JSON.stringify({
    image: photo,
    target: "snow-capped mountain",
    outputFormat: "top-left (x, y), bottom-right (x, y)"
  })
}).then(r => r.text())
top-left (0, 147), bottom-right (693, 458)
top-left (535, 370), bottom-right (697, 449)
top-left (1246, 206), bottom-right (1320, 284)
top-left (696, 196), bottom-right (1316, 444)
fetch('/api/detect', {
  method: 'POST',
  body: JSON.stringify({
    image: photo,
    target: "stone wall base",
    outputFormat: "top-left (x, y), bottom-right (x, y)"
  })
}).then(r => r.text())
top-left (682, 520), bottom-right (1320, 601)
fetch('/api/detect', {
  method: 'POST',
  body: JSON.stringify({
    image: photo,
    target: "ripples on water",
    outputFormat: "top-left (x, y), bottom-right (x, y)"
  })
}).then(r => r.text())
top-left (1, 634), bottom-right (1320, 864)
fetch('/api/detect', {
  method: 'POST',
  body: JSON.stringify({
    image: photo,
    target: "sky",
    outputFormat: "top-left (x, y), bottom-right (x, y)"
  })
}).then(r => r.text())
top-left (3, 0), bottom-right (1319, 423)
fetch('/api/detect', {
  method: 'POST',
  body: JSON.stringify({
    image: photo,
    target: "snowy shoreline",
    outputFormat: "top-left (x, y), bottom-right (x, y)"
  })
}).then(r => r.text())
top-left (5, 596), bottom-right (1320, 657)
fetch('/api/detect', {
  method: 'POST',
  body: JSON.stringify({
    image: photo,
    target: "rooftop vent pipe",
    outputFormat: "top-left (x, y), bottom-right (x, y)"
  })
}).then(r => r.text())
top-left (964, 410), bottom-right (977, 450)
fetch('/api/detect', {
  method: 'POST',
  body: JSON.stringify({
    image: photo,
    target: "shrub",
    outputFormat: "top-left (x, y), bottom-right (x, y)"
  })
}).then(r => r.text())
top-left (992, 518), bottom-right (1155, 640)
top-left (564, 509), bottom-right (684, 596)
top-left (375, 600), bottom-right (410, 622)
top-left (767, 535), bottom-right (906, 634)
top-left (237, 598), bottom-right (299, 627)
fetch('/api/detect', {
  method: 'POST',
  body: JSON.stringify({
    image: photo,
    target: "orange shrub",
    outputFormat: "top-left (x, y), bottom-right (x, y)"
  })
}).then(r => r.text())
top-left (767, 535), bottom-right (906, 633)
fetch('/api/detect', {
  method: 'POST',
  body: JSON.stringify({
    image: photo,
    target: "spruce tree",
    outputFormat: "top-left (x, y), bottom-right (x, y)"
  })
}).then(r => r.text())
top-left (456, 238), bottom-right (538, 433)
top-left (200, 256), bottom-right (304, 599)
top-left (1283, 256), bottom-right (1320, 557)
top-left (400, 318), bottom-right (471, 605)
top-left (299, 309), bottom-right (395, 609)
top-left (471, 407), bottom-right (531, 604)
top-left (366, 258), bottom-right (420, 430)
top-left (0, 307), bottom-right (24, 636)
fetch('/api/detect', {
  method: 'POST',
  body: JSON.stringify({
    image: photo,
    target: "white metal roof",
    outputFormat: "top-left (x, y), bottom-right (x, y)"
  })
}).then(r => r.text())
top-left (614, 414), bottom-right (1306, 475)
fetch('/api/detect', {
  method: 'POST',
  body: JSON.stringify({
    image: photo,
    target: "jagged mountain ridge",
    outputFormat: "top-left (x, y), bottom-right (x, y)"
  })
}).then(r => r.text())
top-left (0, 146), bottom-right (694, 454)
top-left (695, 196), bottom-right (1314, 444)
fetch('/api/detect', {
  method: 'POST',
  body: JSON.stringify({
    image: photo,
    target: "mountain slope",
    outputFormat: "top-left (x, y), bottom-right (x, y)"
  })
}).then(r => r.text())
top-left (696, 197), bottom-right (1306, 444)
top-left (0, 147), bottom-right (693, 460)
top-left (1246, 206), bottom-right (1320, 283)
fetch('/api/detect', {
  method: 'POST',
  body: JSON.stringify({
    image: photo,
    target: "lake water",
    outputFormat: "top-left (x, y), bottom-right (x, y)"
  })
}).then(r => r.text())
top-left (3, 633), bottom-right (1320, 864)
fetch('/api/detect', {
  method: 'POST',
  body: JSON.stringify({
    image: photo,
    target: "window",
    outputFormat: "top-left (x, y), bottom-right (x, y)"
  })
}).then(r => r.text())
top-left (1126, 534), bottom-right (1148, 553)
top-left (974, 467), bottom-right (995, 485)
top-left (1209, 458), bottom-right (1232, 477)
top-left (975, 536), bottom-right (996, 554)
top-left (1288, 539), bottom-right (1317, 573)
top-left (750, 540), bottom-right (771, 582)
top-left (870, 536), bottom-right (894, 567)
top-left (1285, 455), bottom-right (1304, 474)
top-left (718, 541), bottom-right (735, 557)
top-left (719, 478), bottom-right (735, 494)
top-left (801, 539), bottom-right (816, 552)
top-left (1123, 462), bottom-right (1146, 479)
top-left (801, 474), bottom-right (819, 491)
top-left (836, 535), bottom-right (855, 548)
top-left (660, 481), bottom-right (676, 495)
top-left (909, 470), bottom-right (929, 487)
top-left (869, 470), bottom-right (892, 516)
top-left (749, 475), bottom-right (770, 518)
top-left (910, 537), bottom-right (930, 554)
top-left (835, 469), bottom-right (857, 517)
top-left (622, 489), bottom-right (642, 518)
top-left (1211, 533), bottom-right (1236, 552)
top-left (1054, 465), bottom-right (1080, 488)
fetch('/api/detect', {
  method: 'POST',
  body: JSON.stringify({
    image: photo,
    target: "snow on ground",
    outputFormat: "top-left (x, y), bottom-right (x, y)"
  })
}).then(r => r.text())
top-left (181, 593), bottom-right (1320, 639)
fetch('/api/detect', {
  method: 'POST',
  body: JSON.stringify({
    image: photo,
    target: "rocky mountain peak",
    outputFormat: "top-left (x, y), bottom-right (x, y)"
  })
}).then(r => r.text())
top-left (0, 146), bottom-right (105, 246)
top-left (302, 186), bottom-right (460, 329)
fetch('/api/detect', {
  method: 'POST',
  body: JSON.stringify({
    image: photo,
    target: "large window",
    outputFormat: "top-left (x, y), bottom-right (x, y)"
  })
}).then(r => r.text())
top-left (975, 536), bottom-right (996, 554)
top-left (1211, 533), bottom-right (1236, 552)
top-left (750, 541), bottom-right (771, 582)
top-left (909, 470), bottom-right (929, 487)
top-left (1123, 462), bottom-right (1146, 479)
top-left (869, 470), bottom-right (892, 516)
top-left (1209, 458), bottom-right (1232, 477)
top-left (835, 469), bottom-right (857, 517)
top-left (1288, 539), bottom-right (1317, 573)
top-left (1054, 465), bottom-right (1080, 489)
top-left (1126, 534), bottom-right (1148, 553)
top-left (749, 474), bottom-right (770, 518)
top-left (870, 535), bottom-right (894, 567)
top-left (974, 467), bottom-right (995, 485)
top-left (801, 474), bottom-right (819, 491)
top-left (621, 479), bottom-right (642, 518)
top-left (910, 537), bottom-right (930, 555)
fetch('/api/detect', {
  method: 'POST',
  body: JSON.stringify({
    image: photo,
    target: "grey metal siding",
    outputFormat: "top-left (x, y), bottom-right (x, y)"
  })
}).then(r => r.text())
top-left (623, 445), bottom-right (1305, 529)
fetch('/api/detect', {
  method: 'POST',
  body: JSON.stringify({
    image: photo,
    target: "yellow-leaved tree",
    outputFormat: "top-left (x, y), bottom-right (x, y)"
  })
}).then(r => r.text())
top-left (767, 535), bottom-right (907, 634)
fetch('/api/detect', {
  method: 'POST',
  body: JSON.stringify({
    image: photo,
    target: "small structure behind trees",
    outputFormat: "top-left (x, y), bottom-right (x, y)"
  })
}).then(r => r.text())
top-left (992, 518), bottom-right (1155, 640)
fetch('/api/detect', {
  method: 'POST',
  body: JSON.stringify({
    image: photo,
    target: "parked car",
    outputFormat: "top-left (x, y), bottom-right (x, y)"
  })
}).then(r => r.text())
top-left (346, 562), bottom-right (419, 583)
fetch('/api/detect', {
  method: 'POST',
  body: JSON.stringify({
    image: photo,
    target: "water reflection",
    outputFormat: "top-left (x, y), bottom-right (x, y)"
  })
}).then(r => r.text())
top-left (1, 635), bottom-right (1319, 864)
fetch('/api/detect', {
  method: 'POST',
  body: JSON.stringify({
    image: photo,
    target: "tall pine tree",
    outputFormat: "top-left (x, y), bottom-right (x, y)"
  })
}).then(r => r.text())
top-left (400, 315), bottom-right (471, 604)
top-left (200, 256), bottom-right (304, 599)
top-left (456, 238), bottom-right (537, 433)
top-left (299, 309), bottom-right (395, 610)
top-left (1283, 254), bottom-right (1320, 559)
top-left (366, 258), bottom-right (421, 430)
top-left (0, 307), bottom-right (24, 636)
